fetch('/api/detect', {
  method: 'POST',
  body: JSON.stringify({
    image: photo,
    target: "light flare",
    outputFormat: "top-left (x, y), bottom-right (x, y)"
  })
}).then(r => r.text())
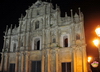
top-left (95, 26), bottom-right (100, 37)
top-left (88, 57), bottom-right (92, 63)
top-left (93, 39), bottom-right (99, 47)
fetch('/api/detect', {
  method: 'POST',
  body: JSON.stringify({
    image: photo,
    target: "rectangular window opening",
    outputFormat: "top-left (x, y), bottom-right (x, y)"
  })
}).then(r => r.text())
top-left (9, 63), bottom-right (15, 72)
top-left (62, 62), bottom-right (71, 72)
top-left (31, 61), bottom-right (41, 72)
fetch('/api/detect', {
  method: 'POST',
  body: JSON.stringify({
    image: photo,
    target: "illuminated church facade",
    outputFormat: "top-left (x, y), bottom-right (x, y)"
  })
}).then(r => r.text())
top-left (0, 0), bottom-right (87, 72)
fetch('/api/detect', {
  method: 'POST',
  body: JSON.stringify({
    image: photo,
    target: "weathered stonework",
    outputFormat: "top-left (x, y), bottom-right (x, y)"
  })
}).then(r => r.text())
top-left (0, 0), bottom-right (87, 72)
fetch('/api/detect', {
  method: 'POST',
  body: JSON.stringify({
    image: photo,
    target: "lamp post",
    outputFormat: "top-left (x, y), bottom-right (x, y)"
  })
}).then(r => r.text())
top-left (93, 25), bottom-right (100, 62)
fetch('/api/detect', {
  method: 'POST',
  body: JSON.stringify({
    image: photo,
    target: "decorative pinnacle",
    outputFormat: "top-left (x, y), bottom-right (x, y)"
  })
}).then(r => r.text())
top-left (70, 9), bottom-right (73, 22)
top-left (70, 9), bottom-right (73, 16)
top-left (78, 7), bottom-right (81, 14)
top-left (56, 4), bottom-right (57, 7)
top-left (65, 12), bottom-right (68, 17)
top-left (78, 7), bottom-right (81, 20)
top-left (5, 25), bottom-right (8, 35)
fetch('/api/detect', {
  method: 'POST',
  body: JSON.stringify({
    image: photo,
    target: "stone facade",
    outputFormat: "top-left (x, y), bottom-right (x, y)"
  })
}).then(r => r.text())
top-left (0, 0), bottom-right (87, 72)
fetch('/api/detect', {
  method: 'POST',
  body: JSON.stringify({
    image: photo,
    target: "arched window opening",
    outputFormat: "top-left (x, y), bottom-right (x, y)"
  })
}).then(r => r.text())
top-left (63, 36), bottom-right (68, 47)
top-left (35, 21), bottom-right (39, 29)
top-left (34, 38), bottom-right (40, 50)
top-left (64, 38), bottom-right (68, 47)
top-left (13, 43), bottom-right (16, 52)
top-left (37, 40), bottom-right (40, 50)
top-left (76, 34), bottom-right (80, 40)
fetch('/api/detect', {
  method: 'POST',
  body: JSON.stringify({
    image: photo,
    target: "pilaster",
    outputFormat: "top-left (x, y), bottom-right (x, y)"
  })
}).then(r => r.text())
top-left (4, 53), bottom-right (8, 71)
top-left (72, 49), bottom-right (74, 72)
top-left (17, 35), bottom-right (21, 51)
top-left (46, 30), bottom-right (51, 48)
top-left (23, 34), bottom-right (26, 51)
top-left (15, 52), bottom-right (19, 72)
top-left (21, 52), bottom-right (25, 72)
top-left (3, 36), bottom-right (6, 51)
top-left (56, 29), bottom-right (59, 45)
top-left (17, 23), bottom-right (21, 51)
top-left (42, 29), bottom-right (45, 49)
top-left (82, 45), bottom-right (87, 72)
top-left (25, 52), bottom-right (30, 72)
top-left (47, 49), bottom-right (50, 72)
top-left (73, 46), bottom-right (83, 72)
top-left (18, 54), bottom-right (21, 72)
top-left (44, 49), bottom-right (50, 72)
top-left (55, 49), bottom-right (59, 72)
top-left (42, 50), bottom-right (44, 72)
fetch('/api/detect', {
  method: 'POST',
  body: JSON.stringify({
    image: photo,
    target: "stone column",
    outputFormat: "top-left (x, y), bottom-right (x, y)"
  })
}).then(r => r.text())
top-left (42, 29), bottom-right (45, 49)
top-left (15, 53), bottom-right (19, 72)
top-left (18, 54), bottom-right (21, 72)
top-left (71, 25), bottom-right (76, 45)
top-left (56, 30), bottom-right (58, 45)
top-left (74, 47), bottom-right (83, 72)
top-left (42, 50), bottom-right (44, 72)
top-left (55, 49), bottom-right (58, 72)
top-left (4, 53), bottom-right (8, 71)
top-left (58, 30), bottom-right (61, 46)
top-left (82, 45), bottom-right (87, 72)
top-left (8, 36), bottom-right (11, 52)
top-left (73, 47), bottom-right (77, 72)
top-left (72, 48), bottom-right (74, 72)
top-left (46, 30), bottom-right (49, 48)
top-left (17, 23), bottom-right (22, 51)
top-left (17, 35), bottom-right (21, 51)
top-left (47, 29), bottom-right (51, 48)
top-left (25, 52), bottom-right (29, 72)
top-left (21, 53), bottom-right (25, 72)
top-left (3, 36), bottom-right (6, 51)
top-left (44, 49), bottom-right (50, 72)
top-left (47, 49), bottom-right (50, 72)
top-left (25, 33), bottom-right (28, 50)
top-left (23, 34), bottom-right (26, 50)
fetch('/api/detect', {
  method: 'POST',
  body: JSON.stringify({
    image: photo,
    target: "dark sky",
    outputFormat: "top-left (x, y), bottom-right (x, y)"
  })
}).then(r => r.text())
top-left (0, 0), bottom-right (100, 60)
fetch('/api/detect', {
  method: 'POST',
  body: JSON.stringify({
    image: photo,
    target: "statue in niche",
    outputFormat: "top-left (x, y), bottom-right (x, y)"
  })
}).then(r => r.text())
top-left (6, 43), bottom-right (8, 48)
top-left (13, 43), bottom-right (16, 52)
top-left (52, 38), bottom-right (56, 43)
top-left (20, 36), bottom-right (24, 47)
top-left (21, 41), bottom-right (23, 47)
top-left (37, 10), bottom-right (39, 15)
top-left (76, 34), bottom-right (81, 45)
top-left (76, 34), bottom-right (80, 40)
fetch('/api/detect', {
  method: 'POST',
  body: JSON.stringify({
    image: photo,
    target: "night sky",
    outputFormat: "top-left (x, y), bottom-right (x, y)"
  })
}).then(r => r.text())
top-left (0, 0), bottom-right (100, 60)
